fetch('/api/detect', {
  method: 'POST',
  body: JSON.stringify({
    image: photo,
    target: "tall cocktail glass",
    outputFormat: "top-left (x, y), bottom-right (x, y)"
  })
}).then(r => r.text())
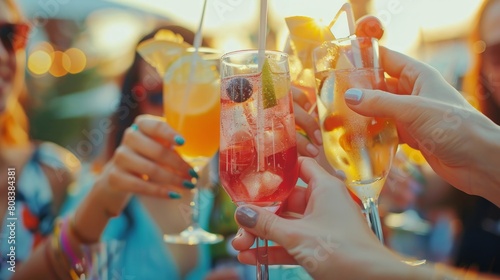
top-left (219, 50), bottom-right (299, 280)
top-left (161, 48), bottom-right (223, 245)
top-left (313, 37), bottom-right (399, 242)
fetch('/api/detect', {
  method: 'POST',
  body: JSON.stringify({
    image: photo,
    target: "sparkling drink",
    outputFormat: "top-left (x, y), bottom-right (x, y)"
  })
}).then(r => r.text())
top-left (219, 68), bottom-right (299, 208)
top-left (316, 68), bottom-right (398, 201)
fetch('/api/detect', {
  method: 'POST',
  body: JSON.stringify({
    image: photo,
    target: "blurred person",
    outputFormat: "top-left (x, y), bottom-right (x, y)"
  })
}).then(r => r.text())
top-left (454, 0), bottom-right (500, 273)
top-left (231, 47), bottom-right (500, 279)
top-left (0, 0), bottom-right (80, 279)
top-left (60, 26), bottom-right (240, 280)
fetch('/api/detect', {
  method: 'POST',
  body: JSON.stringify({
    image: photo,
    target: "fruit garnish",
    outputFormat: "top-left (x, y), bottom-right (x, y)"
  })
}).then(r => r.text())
top-left (355, 15), bottom-right (384, 40)
top-left (226, 77), bottom-right (253, 103)
top-left (367, 118), bottom-right (387, 137)
top-left (262, 59), bottom-right (277, 109)
top-left (137, 31), bottom-right (191, 77)
top-left (339, 132), bottom-right (356, 152)
top-left (285, 16), bottom-right (335, 68)
top-left (323, 114), bottom-right (343, 131)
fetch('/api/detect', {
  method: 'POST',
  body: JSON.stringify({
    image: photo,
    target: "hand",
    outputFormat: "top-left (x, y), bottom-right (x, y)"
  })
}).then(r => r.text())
top-left (231, 157), bottom-right (408, 279)
top-left (94, 114), bottom-right (196, 215)
top-left (344, 47), bottom-right (500, 205)
top-left (292, 86), bottom-right (322, 158)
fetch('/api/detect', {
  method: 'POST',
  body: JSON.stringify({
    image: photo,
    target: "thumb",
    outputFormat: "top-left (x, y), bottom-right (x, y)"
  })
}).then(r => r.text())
top-left (344, 88), bottom-right (420, 123)
top-left (235, 205), bottom-right (290, 246)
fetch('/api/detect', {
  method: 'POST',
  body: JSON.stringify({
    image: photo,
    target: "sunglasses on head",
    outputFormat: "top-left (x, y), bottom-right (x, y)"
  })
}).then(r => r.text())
top-left (0, 22), bottom-right (30, 53)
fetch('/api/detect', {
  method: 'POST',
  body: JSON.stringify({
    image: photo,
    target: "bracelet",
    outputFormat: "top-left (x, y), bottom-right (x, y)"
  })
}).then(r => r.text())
top-left (60, 218), bottom-right (84, 275)
top-left (51, 219), bottom-right (82, 280)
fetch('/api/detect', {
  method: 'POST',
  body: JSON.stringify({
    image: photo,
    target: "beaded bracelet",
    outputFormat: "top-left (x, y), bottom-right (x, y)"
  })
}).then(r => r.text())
top-left (50, 219), bottom-right (80, 280)
top-left (44, 239), bottom-right (62, 280)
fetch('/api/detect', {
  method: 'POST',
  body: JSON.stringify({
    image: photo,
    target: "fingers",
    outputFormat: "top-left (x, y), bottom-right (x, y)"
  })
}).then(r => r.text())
top-left (294, 103), bottom-right (322, 146)
top-left (238, 246), bottom-right (297, 266)
top-left (292, 86), bottom-right (313, 112)
top-left (113, 146), bottom-right (189, 190)
top-left (380, 47), bottom-right (431, 82)
top-left (279, 185), bottom-right (308, 216)
top-left (231, 229), bottom-right (255, 251)
top-left (344, 88), bottom-right (423, 124)
top-left (107, 166), bottom-right (180, 198)
top-left (134, 114), bottom-right (184, 146)
top-left (234, 205), bottom-right (290, 246)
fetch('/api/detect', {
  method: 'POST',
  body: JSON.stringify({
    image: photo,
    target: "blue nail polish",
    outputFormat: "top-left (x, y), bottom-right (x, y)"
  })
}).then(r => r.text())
top-left (188, 169), bottom-right (199, 179)
top-left (174, 135), bottom-right (185, 146)
top-left (183, 180), bottom-right (196, 189)
top-left (131, 124), bottom-right (139, 131)
top-left (345, 88), bottom-right (363, 104)
top-left (168, 192), bottom-right (182, 199)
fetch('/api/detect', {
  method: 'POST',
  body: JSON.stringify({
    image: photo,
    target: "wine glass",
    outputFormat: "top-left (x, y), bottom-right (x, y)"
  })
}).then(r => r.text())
top-left (161, 48), bottom-right (224, 245)
top-left (219, 50), bottom-right (299, 280)
top-left (313, 37), bottom-right (399, 242)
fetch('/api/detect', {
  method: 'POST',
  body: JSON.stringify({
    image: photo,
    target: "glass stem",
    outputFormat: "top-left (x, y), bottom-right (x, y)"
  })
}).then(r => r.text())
top-left (256, 237), bottom-right (269, 280)
top-left (363, 197), bottom-right (384, 243)
top-left (190, 187), bottom-right (200, 228)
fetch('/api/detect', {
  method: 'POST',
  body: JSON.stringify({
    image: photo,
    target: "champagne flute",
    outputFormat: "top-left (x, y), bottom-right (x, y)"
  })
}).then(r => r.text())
top-left (313, 37), bottom-right (399, 242)
top-left (219, 50), bottom-right (299, 280)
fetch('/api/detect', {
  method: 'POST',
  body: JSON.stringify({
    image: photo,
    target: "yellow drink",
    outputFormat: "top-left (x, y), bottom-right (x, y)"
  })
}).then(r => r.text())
top-left (316, 68), bottom-right (398, 200)
top-left (164, 81), bottom-right (220, 167)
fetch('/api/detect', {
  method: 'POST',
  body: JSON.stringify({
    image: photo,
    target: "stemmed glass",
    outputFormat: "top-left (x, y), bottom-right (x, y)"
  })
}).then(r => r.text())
top-left (161, 48), bottom-right (224, 245)
top-left (219, 50), bottom-right (299, 280)
top-left (313, 37), bottom-right (399, 242)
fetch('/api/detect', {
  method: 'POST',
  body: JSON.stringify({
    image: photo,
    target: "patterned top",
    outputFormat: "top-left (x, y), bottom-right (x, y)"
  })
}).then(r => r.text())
top-left (0, 142), bottom-right (78, 279)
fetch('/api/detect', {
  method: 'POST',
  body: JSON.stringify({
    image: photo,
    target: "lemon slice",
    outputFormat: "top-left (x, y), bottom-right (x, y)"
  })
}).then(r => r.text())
top-left (137, 38), bottom-right (191, 77)
top-left (262, 59), bottom-right (277, 109)
top-left (286, 16), bottom-right (335, 68)
top-left (163, 53), bottom-right (220, 115)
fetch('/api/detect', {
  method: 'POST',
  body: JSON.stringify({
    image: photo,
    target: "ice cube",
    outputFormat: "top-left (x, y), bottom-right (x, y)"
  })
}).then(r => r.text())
top-left (241, 170), bottom-right (283, 200)
top-left (221, 104), bottom-right (253, 145)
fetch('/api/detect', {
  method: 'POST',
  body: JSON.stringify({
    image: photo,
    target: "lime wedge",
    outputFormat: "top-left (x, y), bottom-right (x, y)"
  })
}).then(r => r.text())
top-left (262, 59), bottom-right (277, 109)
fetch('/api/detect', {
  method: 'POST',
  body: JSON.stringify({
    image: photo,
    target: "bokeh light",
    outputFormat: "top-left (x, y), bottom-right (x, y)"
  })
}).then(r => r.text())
top-left (64, 48), bottom-right (87, 74)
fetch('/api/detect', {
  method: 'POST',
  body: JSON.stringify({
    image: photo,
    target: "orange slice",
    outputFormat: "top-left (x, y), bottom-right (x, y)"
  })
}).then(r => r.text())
top-left (136, 29), bottom-right (191, 76)
top-left (286, 16), bottom-right (335, 68)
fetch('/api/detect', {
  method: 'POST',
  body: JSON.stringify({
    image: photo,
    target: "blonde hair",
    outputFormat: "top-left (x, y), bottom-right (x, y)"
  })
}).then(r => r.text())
top-left (0, 0), bottom-right (29, 147)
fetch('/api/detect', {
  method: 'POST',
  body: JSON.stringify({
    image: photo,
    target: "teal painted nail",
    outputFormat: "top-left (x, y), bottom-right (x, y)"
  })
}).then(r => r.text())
top-left (188, 169), bottom-right (199, 179)
top-left (345, 88), bottom-right (363, 104)
top-left (174, 135), bottom-right (185, 145)
top-left (168, 191), bottom-right (182, 199)
top-left (131, 124), bottom-right (139, 131)
top-left (183, 180), bottom-right (196, 189)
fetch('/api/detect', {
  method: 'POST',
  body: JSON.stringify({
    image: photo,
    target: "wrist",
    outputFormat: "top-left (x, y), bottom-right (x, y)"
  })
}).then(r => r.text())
top-left (471, 120), bottom-right (500, 206)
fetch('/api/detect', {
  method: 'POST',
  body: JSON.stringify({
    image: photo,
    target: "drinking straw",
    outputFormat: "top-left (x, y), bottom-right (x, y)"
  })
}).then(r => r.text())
top-left (180, 0), bottom-right (208, 129)
top-left (257, 0), bottom-right (268, 70)
top-left (328, 2), bottom-right (363, 68)
top-left (256, 0), bottom-right (268, 172)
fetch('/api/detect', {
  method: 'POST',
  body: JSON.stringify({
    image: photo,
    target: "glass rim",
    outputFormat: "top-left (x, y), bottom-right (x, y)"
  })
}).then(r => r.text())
top-left (221, 49), bottom-right (289, 61)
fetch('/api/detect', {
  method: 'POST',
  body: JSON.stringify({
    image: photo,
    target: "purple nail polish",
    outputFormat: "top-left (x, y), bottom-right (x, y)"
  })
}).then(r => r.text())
top-left (236, 206), bottom-right (258, 228)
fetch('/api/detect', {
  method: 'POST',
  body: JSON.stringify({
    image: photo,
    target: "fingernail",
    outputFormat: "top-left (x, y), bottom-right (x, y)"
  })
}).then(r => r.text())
top-left (183, 180), bottom-right (196, 189)
top-left (236, 206), bottom-right (258, 228)
top-left (168, 191), bottom-right (182, 199)
top-left (306, 144), bottom-right (319, 157)
top-left (189, 168), bottom-right (199, 179)
top-left (174, 135), bottom-right (185, 146)
top-left (314, 129), bottom-right (323, 145)
top-left (345, 88), bottom-right (363, 104)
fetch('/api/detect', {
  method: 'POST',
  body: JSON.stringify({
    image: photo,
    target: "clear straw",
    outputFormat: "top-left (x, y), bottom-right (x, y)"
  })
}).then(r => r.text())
top-left (180, 0), bottom-right (208, 130)
top-left (256, 0), bottom-right (268, 173)
top-left (328, 3), bottom-right (363, 68)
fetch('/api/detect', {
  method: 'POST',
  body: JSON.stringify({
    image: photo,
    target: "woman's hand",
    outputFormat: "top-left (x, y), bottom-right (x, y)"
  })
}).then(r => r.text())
top-left (345, 47), bottom-right (500, 205)
top-left (231, 157), bottom-right (408, 279)
top-left (292, 87), bottom-right (323, 158)
top-left (94, 114), bottom-right (196, 215)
